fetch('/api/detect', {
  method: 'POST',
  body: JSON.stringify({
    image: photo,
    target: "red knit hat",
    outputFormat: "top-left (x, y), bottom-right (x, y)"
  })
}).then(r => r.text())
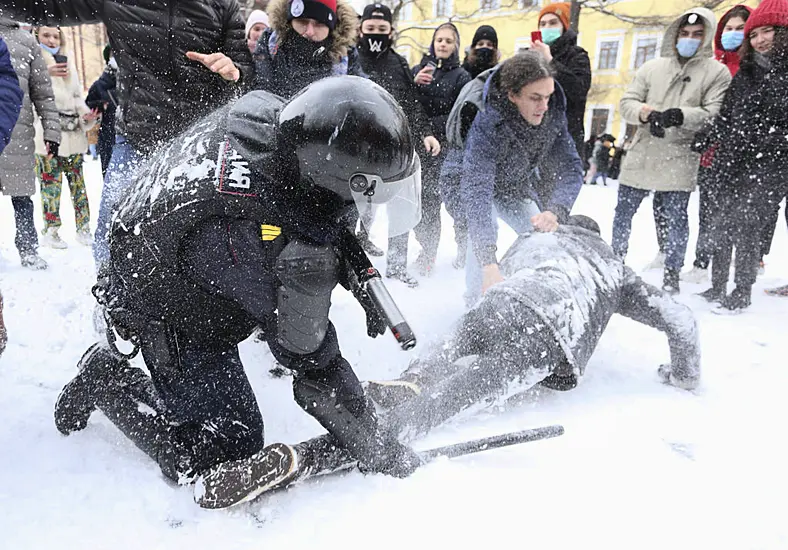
top-left (744, 0), bottom-right (788, 37)
top-left (288, 0), bottom-right (337, 30)
top-left (538, 2), bottom-right (571, 31)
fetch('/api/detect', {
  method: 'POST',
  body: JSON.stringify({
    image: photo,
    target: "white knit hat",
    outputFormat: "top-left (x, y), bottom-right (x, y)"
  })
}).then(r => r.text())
top-left (245, 10), bottom-right (270, 38)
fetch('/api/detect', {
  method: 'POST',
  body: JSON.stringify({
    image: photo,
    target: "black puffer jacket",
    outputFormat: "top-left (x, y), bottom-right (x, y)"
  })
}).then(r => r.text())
top-left (412, 26), bottom-right (471, 142)
top-left (0, 0), bottom-right (253, 153)
top-left (359, 47), bottom-right (432, 140)
top-left (549, 29), bottom-right (591, 153)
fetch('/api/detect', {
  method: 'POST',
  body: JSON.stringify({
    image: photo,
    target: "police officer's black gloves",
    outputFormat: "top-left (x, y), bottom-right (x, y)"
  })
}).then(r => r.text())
top-left (662, 108), bottom-right (684, 128)
top-left (647, 111), bottom-right (666, 138)
top-left (356, 288), bottom-right (387, 338)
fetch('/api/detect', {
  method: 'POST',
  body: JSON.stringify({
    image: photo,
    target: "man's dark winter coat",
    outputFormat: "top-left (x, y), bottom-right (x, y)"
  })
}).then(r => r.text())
top-left (549, 29), bottom-right (591, 154)
top-left (0, 36), bottom-right (21, 155)
top-left (411, 27), bottom-right (471, 142)
top-left (359, 47), bottom-right (432, 140)
top-left (0, 0), bottom-right (253, 152)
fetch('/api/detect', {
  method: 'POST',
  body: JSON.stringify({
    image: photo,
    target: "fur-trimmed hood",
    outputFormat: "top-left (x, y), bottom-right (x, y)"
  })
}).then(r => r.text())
top-left (267, 0), bottom-right (358, 61)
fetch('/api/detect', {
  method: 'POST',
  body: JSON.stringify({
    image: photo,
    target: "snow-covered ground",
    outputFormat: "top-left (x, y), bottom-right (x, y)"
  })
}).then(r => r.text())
top-left (1, 157), bottom-right (787, 549)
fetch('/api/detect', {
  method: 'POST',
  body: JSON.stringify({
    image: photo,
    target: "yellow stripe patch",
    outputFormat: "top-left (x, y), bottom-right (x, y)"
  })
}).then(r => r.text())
top-left (261, 224), bottom-right (282, 241)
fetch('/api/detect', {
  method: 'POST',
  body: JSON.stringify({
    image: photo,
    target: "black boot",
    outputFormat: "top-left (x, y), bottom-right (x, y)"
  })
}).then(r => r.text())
top-left (356, 230), bottom-right (384, 257)
top-left (662, 268), bottom-right (680, 295)
top-left (697, 286), bottom-right (725, 303)
top-left (293, 360), bottom-right (421, 478)
top-left (719, 286), bottom-right (752, 312)
top-left (385, 266), bottom-right (419, 288)
top-left (54, 344), bottom-right (132, 435)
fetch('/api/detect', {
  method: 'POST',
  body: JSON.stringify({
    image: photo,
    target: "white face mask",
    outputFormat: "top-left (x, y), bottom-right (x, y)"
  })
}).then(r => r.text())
top-left (108, 56), bottom-right (118, 70)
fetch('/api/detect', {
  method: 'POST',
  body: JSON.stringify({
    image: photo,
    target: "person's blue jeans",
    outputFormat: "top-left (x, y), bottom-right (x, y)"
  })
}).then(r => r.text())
top-left (612, 185), bottom-right (691, 271)
top-left (93, 136), bottom-right (143, 271)
top-left (464, 198), bottom-right (539, 306)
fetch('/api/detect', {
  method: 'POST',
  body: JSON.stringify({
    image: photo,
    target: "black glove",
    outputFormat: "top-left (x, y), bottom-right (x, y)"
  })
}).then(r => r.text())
top-left (647, 111), bottom-right (666, 138)
top-left (356, 286), bottom-right (386, 338)
top-left (690, 128), bottom-right (712, 153)
top-left (45, 140), bottom-right (59, 157)
top-left (358, 437), bottom-right (422, 478)
top-left (662, 108), bottom-right (684, 128)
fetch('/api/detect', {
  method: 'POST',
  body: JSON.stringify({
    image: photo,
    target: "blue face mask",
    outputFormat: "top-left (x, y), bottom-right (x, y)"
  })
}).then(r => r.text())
top-left (541, 28), bottom-right (562, 45)
top-left (720, 30), bottom-right (744, 51)
top-left (39, 42), bottom-right (60, 56)
top-left (676, 37), bottom-right (701, 58)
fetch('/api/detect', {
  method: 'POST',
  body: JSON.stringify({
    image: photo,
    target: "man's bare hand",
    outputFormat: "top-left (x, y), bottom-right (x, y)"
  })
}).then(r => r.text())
top-left (185, 51), bottom-right (240, 82)
top-left (531, 211), bottom-right (559, 232)
top-left (481, 263), bottom-right (504, 294)
top-left (423, 136), bottom-right (441, 156)
top-left (532, 40), bottom-right (553, 62)
top-left (639, 104), bottom-right (655, 123)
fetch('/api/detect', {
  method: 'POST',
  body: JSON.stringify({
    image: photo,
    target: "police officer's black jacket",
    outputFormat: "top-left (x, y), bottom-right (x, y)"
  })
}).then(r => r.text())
top-left (359, 47), bottom-right (433, 141)
top-left (549, 29), bottom-right (591, 152)
top-left (0, 0), bottom-right (253, 153)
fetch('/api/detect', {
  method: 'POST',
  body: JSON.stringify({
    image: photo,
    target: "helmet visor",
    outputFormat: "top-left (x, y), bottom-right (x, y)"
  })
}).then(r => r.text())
top-left (351, 155), bottom-right (422, 238)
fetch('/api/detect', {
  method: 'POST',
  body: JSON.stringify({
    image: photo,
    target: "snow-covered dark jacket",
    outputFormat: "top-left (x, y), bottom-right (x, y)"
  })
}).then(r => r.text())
top-left (359, 47), bottom-right (432, 140)
top-left (86, 65), bottom-right (117, 157)
top-left (254, 0), bottom-right (362, 99)
top-left (459, 68), bottom-right (583, 265)
top-left (549, 29), bottom-right (591, 152)
top-left (412, 26), bottom-right (471, 142)
top-left (0, 36), bottom-right (21, 155)
top-left (0, 0), bottom-right (253, 153)
top-left (708, 50), bottom-right (788, 180)
top-left (408, 225), bottom-right (701, 402)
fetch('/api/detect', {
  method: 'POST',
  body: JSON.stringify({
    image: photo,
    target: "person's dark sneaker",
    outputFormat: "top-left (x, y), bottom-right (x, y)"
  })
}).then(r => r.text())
top-left (662, 268), bottom-right (680, 295)
top-left (54, 344), bottom-right (128, 435)
top-left (717, 286), bottom-right (751, 313)
top-left (357, 234), bottom-right (384, 257)
top-left (697, 286), bottom-right (725, 303)
top-left (386, 268), bottom-right (419, 288)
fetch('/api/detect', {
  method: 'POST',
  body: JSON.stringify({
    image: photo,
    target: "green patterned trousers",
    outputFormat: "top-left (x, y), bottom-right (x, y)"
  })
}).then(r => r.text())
top-left (35, 154), bottom-right (91, 232)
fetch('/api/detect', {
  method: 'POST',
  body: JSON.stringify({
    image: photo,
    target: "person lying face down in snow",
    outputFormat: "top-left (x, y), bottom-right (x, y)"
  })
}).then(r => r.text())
top-left (369, 216), bottom-right (701, 438)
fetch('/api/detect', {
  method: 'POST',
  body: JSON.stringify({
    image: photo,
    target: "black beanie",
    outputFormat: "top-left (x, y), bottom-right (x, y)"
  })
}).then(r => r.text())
top-left (472, 25), bottom-right (498, 48)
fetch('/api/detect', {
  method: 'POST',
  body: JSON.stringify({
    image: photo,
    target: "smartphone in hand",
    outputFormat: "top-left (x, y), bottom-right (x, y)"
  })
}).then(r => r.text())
top-left (531, 31), bottom-right (543, 44)
top-left (53, 53), bottom-right (68, 64)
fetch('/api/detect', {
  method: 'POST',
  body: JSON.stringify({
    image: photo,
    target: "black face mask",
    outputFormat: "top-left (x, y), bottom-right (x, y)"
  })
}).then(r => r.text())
top-left (287, 32), bottom-right (332, 63)
top-left (474, 47), bottom-right (495, 67)
top-left (359, 33), bottom-right (391, 55)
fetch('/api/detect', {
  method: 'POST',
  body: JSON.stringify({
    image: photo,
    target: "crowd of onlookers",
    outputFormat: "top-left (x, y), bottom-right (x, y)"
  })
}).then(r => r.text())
top-left (0, 0), bottom-right (787, 357)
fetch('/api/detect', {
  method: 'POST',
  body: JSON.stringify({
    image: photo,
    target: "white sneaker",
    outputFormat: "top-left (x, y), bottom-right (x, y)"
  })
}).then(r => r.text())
top-left (75, 229), bottom-right (94, 246)
top-left (41, 228), bottom-right (68, 249)
top-left (644, 252), bottom-right (665, 271)
top-left (681, 266), bottom-right (709, 284)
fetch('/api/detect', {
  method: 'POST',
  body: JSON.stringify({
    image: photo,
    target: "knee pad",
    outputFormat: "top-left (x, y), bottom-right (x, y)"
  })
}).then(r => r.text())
top-left (275, 240), bottom-right (339, 355)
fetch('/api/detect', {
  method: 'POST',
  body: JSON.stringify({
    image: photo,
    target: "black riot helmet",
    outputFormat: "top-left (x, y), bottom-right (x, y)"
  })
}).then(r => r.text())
top-left (278, 76), bottom-right (422, 237)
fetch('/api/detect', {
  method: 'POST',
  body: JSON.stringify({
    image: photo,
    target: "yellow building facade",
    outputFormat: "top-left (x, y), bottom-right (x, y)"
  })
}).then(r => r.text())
top-left (394, 0), bottom-right (759, 143)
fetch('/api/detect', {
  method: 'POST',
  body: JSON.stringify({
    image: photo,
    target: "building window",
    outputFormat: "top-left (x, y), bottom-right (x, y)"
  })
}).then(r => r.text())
top-left (634, 37), bottom-right (658, 68)
top-left (434, 0), bottom-right (453, 18)
top-left (597, 40), bottom-right (620, 70)
top-left (480, 0), bottom-right (500, 11)
top-left (590, 108), bottom-right (610, 137)
top-left (519, 0), bottom-right (539, 7)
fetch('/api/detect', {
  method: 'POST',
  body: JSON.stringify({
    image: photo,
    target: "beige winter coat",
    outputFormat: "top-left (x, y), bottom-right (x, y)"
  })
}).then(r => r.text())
top-left (34, 44), bottom-right (96, 158)
top-left (0, 19), bottom-right (60, 197)
top-left (618, 8), bottom-right (732, 192)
